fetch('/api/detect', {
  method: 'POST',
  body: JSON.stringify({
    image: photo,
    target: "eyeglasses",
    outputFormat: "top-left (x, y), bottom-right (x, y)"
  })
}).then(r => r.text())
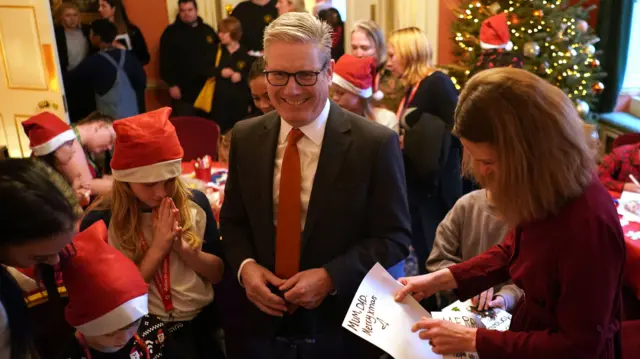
top-left (264, 62), bottom-right (329, 87)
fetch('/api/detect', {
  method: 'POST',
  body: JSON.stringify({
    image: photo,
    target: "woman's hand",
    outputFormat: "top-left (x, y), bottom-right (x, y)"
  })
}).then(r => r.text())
top-left (221, 68), bottom-right (234, 78)
top-left (151, 198), bottom-right (181, 256)
top-left (412, 317), bottom-right (477, 355)
top-left (395, 269), bottom-right (457, 303)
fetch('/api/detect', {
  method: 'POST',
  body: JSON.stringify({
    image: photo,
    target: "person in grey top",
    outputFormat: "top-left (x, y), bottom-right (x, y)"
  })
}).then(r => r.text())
top-left (427, 189), bottom-right (524, 312)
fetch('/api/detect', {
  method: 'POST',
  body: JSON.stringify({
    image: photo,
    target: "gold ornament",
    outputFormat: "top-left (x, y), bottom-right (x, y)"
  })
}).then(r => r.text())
top-left (575, 100), bottom-right (590, 117)
top-left (488, 2), bottom-right (502, 15)
top-left (590, 58), bottom-right (601, 68)
top-left (576, 19), bottom-right (589, 33)
top-left (225, 4), bottom-right (233, 16)
top-left (524, 41), bottom-right (541, 57)
top-left (533, 9), bottom-right (544, 17)
top-left (592, 81), bottom-right (605, 94)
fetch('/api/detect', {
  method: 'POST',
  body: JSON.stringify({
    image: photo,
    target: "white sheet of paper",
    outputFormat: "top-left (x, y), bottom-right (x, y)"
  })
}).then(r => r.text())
top-left (618, 191), bottom-right (640, 223)
top-left (342, 263), bottom-right (442, 359)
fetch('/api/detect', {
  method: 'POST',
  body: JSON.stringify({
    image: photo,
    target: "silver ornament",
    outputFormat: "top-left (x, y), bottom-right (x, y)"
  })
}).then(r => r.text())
top-left (584, 44), bottom-right (596, 56)
top-left (575, 100), bottom-right (590, 116)
top-left (576, 19), bottom-right (589, 33)
top-left (523, 41), bottom-right (541, 57)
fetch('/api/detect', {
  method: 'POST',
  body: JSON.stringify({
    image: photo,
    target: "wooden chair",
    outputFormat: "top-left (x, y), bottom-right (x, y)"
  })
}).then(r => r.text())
top-left (612, 133), bottom-right (640, 149)
top-left (170, 116), bottom-right (220, 161)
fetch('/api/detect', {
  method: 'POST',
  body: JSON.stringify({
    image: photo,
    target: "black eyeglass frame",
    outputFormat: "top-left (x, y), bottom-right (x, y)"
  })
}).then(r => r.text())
top-left (263, 62), bottom-right (329, 87)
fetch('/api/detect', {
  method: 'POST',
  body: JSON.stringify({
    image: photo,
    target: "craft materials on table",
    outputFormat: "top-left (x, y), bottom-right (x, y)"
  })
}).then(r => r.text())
top-left (342, 263), bottom-right (442, 359)
top-left (617, 191), bottom-right (640, 223)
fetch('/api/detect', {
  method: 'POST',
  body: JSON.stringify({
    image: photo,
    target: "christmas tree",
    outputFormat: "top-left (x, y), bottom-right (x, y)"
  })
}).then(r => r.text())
top-left (443, 0), bottom-right (606, 121)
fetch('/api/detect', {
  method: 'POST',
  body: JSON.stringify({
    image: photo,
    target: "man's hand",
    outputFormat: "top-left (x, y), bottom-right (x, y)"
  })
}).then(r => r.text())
top-left (279, 268), bottom-right (334, 310)
top-left (241, 261), bottom-right (287, 316)
top-left (169, 86), bottom-right (181, 100)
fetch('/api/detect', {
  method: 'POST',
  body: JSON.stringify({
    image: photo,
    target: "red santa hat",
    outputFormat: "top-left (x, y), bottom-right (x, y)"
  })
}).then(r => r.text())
top-left (62, 221), bottom-right (148, 336)
top-left (110, 107), bottom-right (183, 183)
top-left (21, 112), bottom-right (76, 156)
top-left (479, 13), bottom-right (513, 51)
top-left (333, 54), bottom-right (384, 100)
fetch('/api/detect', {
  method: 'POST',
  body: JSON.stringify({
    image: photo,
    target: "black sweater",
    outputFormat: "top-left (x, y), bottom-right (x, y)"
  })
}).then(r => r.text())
top-left (402, 71), bottom-right (461, 208)
top-left (231, 0), bottom-right (278, 52)
top-left (160, 17), bottom-right (220, 104)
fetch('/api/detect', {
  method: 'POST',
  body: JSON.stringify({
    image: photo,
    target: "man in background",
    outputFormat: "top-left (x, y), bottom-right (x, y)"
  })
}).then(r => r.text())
top-left (231, 0), bottom-right (278, 56)
top-left (160, 0), bottom-right (219, 116)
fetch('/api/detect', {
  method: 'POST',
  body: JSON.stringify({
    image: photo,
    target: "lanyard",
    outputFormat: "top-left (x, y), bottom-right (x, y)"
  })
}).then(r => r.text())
top-left (396, 81), bottom-right (421, 122)
top-left (71, 125), bottom-right (100, 177)
top-left (139, 233), bottom-right (174, 314)
top-left (75, 331), bottom-right (149, 359)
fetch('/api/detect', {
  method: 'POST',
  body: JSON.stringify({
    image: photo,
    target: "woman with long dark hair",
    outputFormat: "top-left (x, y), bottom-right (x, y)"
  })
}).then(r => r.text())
top-left (0, 158), bottom-right (81, 359)
top-left (98, 0), bottom-right (150, 65)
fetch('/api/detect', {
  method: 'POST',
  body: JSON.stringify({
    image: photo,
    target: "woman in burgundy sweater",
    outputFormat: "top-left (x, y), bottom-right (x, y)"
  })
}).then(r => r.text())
top-left (395, 68), bottom-right (625, 359)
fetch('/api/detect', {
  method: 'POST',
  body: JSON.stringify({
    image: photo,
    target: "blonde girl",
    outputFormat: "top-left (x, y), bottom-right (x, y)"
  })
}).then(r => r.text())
top-left (82, 107), bottom-right (224, 358)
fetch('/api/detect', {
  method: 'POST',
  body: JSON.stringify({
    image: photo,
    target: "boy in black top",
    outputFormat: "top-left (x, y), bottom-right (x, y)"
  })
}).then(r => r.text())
top-left (231, 0), bottom-right (277, 55)
top-left (160, 0), bottom-right (219, 116)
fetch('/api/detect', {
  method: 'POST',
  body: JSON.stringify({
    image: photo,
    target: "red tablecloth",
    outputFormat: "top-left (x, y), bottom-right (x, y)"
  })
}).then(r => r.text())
top-left (610, 191), bottom-right (640, 299)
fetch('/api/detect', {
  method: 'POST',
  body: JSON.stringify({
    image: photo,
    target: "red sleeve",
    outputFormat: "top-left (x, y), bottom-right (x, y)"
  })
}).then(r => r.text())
top-left (475, 217), bottom-right (625, 359)
top-left (448, 230), bottom-right (514, 299)
top-left (598, 149), bottom-right (625, 192)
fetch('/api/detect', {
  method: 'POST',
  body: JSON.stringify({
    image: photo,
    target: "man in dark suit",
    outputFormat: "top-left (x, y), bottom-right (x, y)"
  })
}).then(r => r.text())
top-left (219, 12), bottom-right (411, 359)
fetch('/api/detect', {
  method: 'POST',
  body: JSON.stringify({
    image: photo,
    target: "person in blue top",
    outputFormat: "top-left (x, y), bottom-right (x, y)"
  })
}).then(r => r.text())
top-left (67, 19), bottom-right (146, 120)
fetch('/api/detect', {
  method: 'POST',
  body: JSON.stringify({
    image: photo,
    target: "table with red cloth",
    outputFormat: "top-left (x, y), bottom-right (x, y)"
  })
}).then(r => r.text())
top-left (609, 191), bottom-right (640, 300)
top-left (181, 160), bottom-right (228, 221)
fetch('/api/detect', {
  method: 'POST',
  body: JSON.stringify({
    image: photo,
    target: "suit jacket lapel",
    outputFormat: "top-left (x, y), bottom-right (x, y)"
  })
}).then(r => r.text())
top-left (302, 102), bottom-right (352, 247)
top-left (254, 113), bottom-right (280, 249)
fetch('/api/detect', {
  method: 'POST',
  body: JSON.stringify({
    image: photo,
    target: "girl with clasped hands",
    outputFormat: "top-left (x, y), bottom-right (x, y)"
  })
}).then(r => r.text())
top-left (395, 68), bottom-right (625, 359)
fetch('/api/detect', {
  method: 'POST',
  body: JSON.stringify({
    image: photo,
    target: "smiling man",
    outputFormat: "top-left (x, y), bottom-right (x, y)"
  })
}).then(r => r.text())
top-left (220, 12), bottom-right (411, 359)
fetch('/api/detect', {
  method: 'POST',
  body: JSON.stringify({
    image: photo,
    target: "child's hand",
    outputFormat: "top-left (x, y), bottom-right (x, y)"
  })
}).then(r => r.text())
top-left (624, 182), bottom-right (640, 193)
top-left (231, 72), bottom-right (242, 83)
top-left (173, 237), bottom-right (198, 258)
top-left (221, 68), bottom-right (234, 78)
top-left (151, 198), bottom-right (181, 255)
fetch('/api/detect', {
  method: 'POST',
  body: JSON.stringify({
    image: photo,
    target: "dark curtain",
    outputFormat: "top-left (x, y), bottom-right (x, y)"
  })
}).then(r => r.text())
top-left (596, 0), bottom-right (635, 113)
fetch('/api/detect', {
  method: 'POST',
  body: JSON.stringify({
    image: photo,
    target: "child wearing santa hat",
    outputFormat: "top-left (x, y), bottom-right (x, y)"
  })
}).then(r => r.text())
top-left (331, 54), bottom-right (399, 133)
top-left (22, 112), bottom-right (91, 206)
top-left (469, 12), bottom-right (524, 79)
top-left (61, 220), bottom-right (167, 359)
top-left (81, 107), bottom-right (225, 358)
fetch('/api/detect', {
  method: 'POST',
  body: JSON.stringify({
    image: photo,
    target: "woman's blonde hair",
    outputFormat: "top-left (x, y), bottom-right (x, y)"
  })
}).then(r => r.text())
top-left (352, 20), bottom-right (387, 69)
top-left (454, 68), bottom-right (594, 227)
top-left (388, 27), bottom-right (434, 86)
top-left (88, 176), bottom-right (201, 263)
top-left (55, 2), bottom-right (79, 26)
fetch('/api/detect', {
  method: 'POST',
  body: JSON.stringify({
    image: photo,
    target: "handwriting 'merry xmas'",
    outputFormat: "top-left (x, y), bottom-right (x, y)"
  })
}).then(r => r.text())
top-left (346, 294), bottom-right (387, 336)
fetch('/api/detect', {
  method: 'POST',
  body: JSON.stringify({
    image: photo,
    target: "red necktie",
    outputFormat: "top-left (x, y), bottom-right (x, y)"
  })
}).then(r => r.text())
top-left (275, 128), bottom-right (304, 279)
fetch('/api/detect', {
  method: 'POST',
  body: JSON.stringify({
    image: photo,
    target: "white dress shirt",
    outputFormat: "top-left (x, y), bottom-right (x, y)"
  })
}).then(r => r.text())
top-left (238, 100), bottom-right (331, 281)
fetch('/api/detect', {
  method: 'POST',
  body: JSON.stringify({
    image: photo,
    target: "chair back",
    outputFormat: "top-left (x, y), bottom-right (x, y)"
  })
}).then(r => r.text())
top-left (170, 116), bottom-right (220, 161)
top-left (613, 133), bottom-right (640, 149)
